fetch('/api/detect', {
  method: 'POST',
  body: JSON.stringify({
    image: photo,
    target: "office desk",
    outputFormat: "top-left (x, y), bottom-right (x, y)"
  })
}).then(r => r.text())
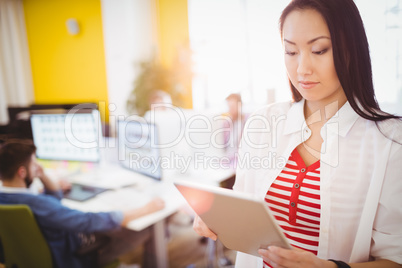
top-left (61, 170), bottom-right (179, 268)
top-left (42, 158), bottom-right (235, 268)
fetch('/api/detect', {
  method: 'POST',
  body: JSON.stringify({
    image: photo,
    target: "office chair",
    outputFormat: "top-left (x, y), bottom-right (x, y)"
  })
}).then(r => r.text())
top-left (0, 204), bottom-right (119, 268)
top-left (0, 204), bottom-right (53, 268)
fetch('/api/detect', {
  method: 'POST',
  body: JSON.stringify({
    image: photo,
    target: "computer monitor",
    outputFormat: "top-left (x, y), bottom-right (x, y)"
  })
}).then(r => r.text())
top-left (117, 119), bottom-right (162, 180)
top-left (30, 110), bottom-right (101, 162)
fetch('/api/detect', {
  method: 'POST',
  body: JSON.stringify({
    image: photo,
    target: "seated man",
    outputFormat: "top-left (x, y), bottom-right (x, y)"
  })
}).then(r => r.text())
top-left (0, 141), bottom-right (165, 268)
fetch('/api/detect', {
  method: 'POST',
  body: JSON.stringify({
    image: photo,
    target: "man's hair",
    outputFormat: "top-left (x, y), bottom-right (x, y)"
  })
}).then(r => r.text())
top-left (0, 141), bottom-right (36, 180)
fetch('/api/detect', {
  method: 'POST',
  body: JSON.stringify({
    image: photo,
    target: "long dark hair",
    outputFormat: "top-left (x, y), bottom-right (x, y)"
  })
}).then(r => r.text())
top-left (279, 0), bottom-right (401, 122)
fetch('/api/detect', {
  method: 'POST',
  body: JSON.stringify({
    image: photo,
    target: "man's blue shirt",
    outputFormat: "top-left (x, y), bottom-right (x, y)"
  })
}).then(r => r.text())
top-left (0, 187), bottom-right (123, 268)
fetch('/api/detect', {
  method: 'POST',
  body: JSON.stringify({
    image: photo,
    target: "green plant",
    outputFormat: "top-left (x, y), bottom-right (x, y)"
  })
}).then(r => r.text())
top-left (126, 59), bottom-right (187, 116)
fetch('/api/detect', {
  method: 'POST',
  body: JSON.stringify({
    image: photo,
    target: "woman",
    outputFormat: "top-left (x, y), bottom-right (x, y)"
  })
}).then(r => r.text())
top-left (193, 0), bottom-right (402, 267)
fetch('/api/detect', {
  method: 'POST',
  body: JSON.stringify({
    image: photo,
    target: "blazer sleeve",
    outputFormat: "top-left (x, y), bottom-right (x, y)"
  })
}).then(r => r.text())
top-left (29, 194), bottom-right (123, 233)
top-left (371, 141), bottom-right (402, 264)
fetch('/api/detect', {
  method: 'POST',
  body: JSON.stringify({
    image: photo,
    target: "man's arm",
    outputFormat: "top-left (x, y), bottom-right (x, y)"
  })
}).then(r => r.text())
top-left (121, 198), bottom-right (165, 226)
top-left (30, 194), bottom-right (165, 233)
top-left (31, 162), bottom-right (165, 230)
top-left (34, 164), bottom-right (60, 192)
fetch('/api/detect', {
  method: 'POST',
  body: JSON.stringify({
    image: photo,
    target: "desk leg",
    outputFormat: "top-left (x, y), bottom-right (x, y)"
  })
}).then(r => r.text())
top-left (153, 220), bottom-right (169, 268)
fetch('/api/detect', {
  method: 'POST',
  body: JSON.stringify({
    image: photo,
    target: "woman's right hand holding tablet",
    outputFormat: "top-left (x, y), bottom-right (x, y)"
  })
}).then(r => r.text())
top-left (193, 215), bottom-right (217, 241)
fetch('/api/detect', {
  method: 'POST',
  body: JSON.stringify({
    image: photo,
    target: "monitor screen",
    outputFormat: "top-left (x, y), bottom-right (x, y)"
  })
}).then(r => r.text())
top-left (30, 110), bottom-right (101, 162)
top-left (117, 119), bottom-right (162, 180)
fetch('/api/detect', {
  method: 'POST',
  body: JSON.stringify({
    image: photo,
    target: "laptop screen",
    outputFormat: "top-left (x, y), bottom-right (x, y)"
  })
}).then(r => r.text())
top-left (117, 119), bottom-right (162, 180)
top-left (30, 110), bottom-right (101, 162)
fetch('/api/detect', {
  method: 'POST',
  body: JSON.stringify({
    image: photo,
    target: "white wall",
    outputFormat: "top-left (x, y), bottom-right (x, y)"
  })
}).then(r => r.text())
top-left (355, 0), bottom-right (402, 115)
top-left (101, 0), bottom-right (158, 135)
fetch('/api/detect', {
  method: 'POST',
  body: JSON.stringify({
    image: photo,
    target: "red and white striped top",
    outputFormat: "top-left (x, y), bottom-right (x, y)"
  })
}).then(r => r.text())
top-left (263, 148), bottom-right (320, 267)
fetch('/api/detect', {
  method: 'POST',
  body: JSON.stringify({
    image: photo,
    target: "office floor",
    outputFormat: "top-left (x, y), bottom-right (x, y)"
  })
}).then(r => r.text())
top-left (119, 211), bottom-right (237, 268)
top-left (0, 211), bottom-right (235, 268)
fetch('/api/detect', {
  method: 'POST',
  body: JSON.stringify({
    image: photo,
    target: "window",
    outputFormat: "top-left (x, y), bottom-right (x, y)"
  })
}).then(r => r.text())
top-left (188, 0), bottom-right (402, 115)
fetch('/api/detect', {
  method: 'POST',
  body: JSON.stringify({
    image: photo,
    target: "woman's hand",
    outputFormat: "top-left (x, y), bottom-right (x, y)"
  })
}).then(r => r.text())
top-left (258, 246), bottom-right (336, 268)
top-left (193, 215), bottom-right (217, 241)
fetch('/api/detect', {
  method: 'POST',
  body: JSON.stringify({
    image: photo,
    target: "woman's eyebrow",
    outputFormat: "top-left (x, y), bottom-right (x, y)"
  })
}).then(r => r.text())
top-left (307, 36), bottom-right (330, 44)
top-left (284, 36), bottom-right (331, 45)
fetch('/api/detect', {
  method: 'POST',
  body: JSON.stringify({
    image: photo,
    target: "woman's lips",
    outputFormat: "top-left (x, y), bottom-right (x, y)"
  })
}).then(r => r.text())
top-left (299, 81), bottom-right (319, 89)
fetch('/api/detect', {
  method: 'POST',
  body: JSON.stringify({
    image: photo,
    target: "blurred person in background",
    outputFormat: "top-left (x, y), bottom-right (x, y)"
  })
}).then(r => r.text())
top-left (222, 93), bottom-right (248, 169)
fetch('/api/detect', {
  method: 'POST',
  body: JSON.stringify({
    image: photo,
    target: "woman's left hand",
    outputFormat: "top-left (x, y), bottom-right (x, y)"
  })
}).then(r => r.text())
top-left (258, 246), bottom-right (336, 268)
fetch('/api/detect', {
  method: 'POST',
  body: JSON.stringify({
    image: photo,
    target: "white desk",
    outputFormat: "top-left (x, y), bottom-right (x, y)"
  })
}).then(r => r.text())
top-left (43, 157), bottom-right (234, 268)
top-left (61, 168), bottom-right (185, 231)
top-left (61, 170), bottom-right (179, 268)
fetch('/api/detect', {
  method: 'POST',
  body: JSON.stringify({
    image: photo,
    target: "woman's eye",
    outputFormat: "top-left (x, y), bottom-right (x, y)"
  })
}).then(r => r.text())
top-left (313, 49), bottom-right (328, 55)
top-left (285, 51), bottom-right (296, 56)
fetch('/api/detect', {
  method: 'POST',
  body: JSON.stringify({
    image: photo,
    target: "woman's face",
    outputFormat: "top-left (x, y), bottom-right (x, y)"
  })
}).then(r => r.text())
top-left (282, 9), bottom-right (345, 105)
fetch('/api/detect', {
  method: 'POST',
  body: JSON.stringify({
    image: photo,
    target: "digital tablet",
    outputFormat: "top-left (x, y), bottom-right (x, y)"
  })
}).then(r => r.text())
top-left (63, 183), bottom-right (109, 202)
top-left (174, 181), bottom-right (291, 257)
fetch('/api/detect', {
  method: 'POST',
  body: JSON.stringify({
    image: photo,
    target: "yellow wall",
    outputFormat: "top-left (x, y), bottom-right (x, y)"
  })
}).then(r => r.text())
top-left (156, 0), bottom-right (193, 108)
top-left (23, 0), bottom-right (192, 116)
top-left (23, 0), bottom-right (109, 120)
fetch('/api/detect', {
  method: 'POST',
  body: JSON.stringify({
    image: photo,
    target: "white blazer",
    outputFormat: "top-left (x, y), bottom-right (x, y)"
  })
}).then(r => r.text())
top-left (233, 100), bottom-right (402, 267)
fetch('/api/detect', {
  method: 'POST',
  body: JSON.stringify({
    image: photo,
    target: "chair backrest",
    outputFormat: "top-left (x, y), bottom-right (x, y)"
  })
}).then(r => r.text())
top-left (0, 204), bottom-right (53, 268)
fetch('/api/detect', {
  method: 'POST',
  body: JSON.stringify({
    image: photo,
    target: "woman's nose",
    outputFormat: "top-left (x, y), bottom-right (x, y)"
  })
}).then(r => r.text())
top-left (297, 53), bottom-right (313, 76)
